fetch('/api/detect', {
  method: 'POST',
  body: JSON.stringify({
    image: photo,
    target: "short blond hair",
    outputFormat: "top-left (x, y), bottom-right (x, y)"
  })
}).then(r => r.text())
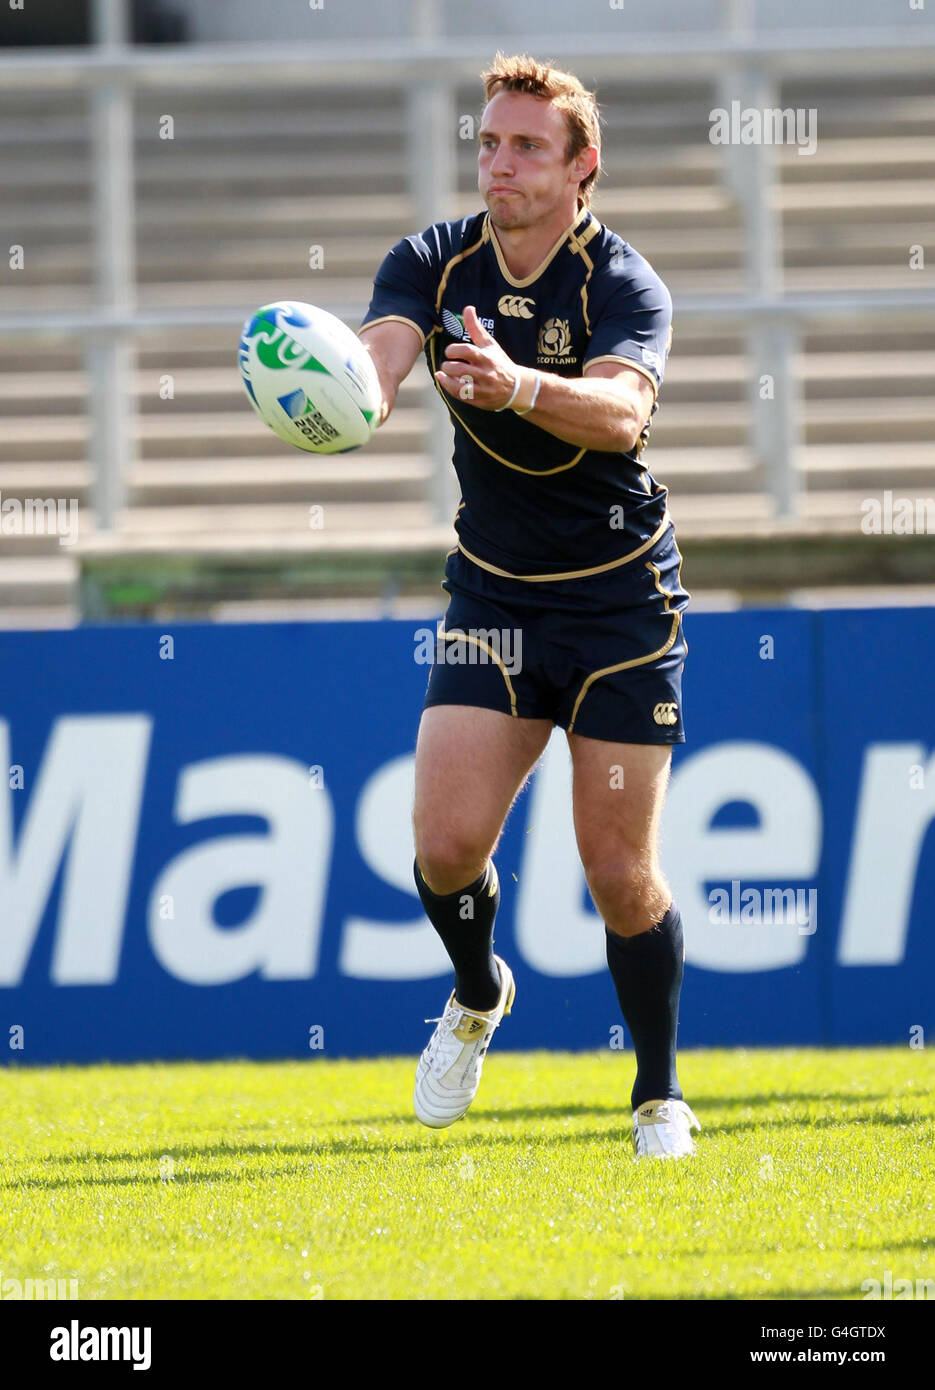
top-left (480, 52), bottom-right (602, 209)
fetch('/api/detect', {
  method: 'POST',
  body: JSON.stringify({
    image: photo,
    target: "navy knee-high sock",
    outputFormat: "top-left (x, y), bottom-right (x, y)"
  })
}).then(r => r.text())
top-left (605, 902), bottom-right (685, 1110)
top-left (414, 858), bottom-right (501, 1011)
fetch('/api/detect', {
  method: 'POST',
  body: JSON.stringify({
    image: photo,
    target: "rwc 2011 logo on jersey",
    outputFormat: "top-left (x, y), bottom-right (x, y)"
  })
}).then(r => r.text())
top-left (442, 308), bottom-right (495, 340)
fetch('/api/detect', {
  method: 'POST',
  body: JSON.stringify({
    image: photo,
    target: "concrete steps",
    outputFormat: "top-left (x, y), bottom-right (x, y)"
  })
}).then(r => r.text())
top-left (2, 397), bottom-right (931, 461)
top-left (0, 555), bottom-right (77, 608)
top-left (0, 71), bottom-right (932, 622)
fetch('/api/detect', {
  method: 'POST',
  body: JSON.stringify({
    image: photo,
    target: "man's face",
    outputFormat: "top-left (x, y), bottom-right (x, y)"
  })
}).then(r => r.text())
top-left (478, 90), bottom-right (587, 230)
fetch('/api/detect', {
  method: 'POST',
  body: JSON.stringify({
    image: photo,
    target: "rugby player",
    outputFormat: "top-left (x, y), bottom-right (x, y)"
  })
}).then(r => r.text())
top-left (358, 53), bottom-right (699, 1159)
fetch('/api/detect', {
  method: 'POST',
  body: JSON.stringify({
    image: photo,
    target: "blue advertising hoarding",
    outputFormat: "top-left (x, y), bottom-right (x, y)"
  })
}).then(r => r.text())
top-left (0, 608), bottom-right (931, 1063)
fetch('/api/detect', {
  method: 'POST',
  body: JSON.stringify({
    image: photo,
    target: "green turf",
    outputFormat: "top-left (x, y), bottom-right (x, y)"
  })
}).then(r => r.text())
top-left (1, 1047), bottom-right (933, 1300)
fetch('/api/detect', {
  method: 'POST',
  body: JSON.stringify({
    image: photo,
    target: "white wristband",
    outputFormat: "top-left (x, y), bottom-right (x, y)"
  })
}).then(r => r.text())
top-left (513, 371), bottom-right (542, 416)
top-left (494, 373), bottom-right (522, 412)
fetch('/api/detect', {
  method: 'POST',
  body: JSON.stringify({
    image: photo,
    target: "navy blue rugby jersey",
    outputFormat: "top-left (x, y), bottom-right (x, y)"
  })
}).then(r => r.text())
top-left (360, 206), bottom-right (674, 580)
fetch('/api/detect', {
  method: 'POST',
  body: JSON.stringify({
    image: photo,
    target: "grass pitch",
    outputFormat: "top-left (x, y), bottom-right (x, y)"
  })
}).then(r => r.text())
top-left (2, 1047), bottom-right (933, 1301)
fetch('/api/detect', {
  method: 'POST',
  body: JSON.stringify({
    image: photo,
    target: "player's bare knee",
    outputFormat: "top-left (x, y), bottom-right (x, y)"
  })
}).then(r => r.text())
top-left (415, 831), bottom-right (492, 896)
top-left (582, 852), bottom-right (641, 901)
top-left (583, 856), bottom-right (663, 935)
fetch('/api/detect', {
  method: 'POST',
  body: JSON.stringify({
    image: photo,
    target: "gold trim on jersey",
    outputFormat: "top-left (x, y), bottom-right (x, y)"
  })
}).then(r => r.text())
top-left (568, 215), bottom-right (601, 335)
top-left (487, 206), bottom-right (590, 288)
top-left (583, 354), bottom-right (660, 401)
top-left (446, 500), bottom-right (466, 557)
top-left (437, 627), bottom-right (519, 717)
top-left (358, 314), bottom-right (427, 348)
top-left (456, 514), bottom-right (672, 583)
top-left (430, 334), bottom-right (586, 475)
top-left (568, 216), bottom-right (601, 259)
top-left (566, 556), bottom-right (683, 733)
top-left (435, 226), bottom-right (488, 310)
top-left (645, 559), bottom-right (674, 612)
top-left (651, 534), bottom-right (691, 609)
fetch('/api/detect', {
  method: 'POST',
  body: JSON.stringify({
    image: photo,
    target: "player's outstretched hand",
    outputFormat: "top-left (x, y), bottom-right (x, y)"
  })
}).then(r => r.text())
top-left (435, 304), bottom-right (526, 411)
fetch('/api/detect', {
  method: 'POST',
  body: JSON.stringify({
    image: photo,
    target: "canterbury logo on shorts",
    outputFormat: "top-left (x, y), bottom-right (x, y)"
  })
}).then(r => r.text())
top-left (497, 294), bottom-right (535, 319)
top-left (653, 702), bottom-right (679, 726)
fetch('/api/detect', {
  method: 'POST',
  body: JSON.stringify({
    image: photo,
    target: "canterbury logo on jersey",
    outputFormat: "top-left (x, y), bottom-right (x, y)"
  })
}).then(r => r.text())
top-left (653, 702), bottom-right (679, 727)
top-left (497, 294), bottom-right (535, 319)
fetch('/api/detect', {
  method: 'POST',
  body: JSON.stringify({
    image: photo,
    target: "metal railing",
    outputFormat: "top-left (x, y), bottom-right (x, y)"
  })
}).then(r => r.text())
top-left (2, 0), bottom-right (935, 529)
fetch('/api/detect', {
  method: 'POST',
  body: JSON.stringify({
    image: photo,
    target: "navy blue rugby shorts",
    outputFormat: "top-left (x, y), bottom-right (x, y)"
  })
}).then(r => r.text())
top-left (423, 524), bottom-right (690, 744)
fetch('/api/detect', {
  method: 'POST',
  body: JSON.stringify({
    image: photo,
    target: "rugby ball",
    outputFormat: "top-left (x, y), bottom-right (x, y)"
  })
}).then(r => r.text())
top-left (238, 301), bottom-right (381, 453)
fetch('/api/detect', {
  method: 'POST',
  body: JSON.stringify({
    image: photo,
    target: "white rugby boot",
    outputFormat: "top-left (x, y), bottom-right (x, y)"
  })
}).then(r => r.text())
top-left (413, 956), bottom-right (515, 1129)
top-left (632, 1098), bottom-right (701, 1159)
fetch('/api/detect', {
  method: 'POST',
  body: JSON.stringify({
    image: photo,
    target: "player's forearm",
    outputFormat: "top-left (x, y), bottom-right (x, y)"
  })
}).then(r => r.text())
top-left (435, 312), bottom-right (652, 453)
top-left (518, 369), bottom-right (645, 453)
top-left (359, 341), bottom-right (398, 425)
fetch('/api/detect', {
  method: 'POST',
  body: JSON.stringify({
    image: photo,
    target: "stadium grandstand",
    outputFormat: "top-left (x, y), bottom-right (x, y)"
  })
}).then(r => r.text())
top-left (0, 0), bottom-right (933, 622)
